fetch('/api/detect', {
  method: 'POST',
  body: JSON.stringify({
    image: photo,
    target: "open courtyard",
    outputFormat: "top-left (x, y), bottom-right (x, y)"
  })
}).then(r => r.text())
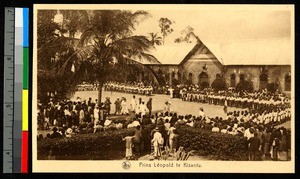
top-left (72, 90), bottom-right (244, 119)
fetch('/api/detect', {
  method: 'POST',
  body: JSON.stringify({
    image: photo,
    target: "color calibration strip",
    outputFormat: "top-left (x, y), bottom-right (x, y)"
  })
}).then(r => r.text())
top-left (14, 8), bottom-right (23, 173)
top-left (21, 8), bottom-right (29, 173)
top-left (3, 7), bottom-right (29, 173)
top-left (3, 7), bottom-right (15, 173)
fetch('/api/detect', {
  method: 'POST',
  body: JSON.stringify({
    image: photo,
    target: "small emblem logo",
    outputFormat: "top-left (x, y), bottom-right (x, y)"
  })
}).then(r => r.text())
top-left (122, 161), bottom-right (131, 170)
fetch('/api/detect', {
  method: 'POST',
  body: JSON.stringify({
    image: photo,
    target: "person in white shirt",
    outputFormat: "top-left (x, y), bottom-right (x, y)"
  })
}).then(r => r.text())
top-left (151, 127), bottom-right (163, 158)
top-left (139, 101), bottom-right (148, 117)
top-left (94, 105), bottom-right (100, 121)
top-left (212, 123), bottom-right (220, 133)
top-left (130, 95), bottom-right (137, 112)
top-left (244, 127), bottom-right (254, 140)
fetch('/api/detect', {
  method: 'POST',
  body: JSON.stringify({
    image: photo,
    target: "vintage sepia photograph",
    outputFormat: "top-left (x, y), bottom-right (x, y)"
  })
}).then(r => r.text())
top-left (32, 4), bottom-right (294, 173)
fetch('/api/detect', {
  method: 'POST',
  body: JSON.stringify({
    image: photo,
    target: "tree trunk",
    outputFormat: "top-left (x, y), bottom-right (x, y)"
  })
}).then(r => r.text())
top-left (98, 81), bottom-right (103, 105)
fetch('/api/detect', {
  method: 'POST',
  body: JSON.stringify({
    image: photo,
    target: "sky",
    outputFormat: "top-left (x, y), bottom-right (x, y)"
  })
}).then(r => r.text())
top-left (132, 6), bottom-right (292, 44)
top-left (51, 5), bottom-right (293, 44)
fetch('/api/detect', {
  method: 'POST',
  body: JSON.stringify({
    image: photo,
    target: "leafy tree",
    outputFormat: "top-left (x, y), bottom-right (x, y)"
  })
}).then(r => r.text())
top-left (37, 10), bottom-right (60, 48)
top-left (59, 10), bottom-right (90, 38)
top-left (159, 17), bottom-right (174, 44)
top-left (211, 78), bottom-right (228, 92)
top-left (54, 10), bottom-right (157, 104)
top-left (148, 32), bottom-right (162, 45)
top-left (175, 26), bottom-right (200, 43)
top-left (236, 79), bottom-right (254, 92)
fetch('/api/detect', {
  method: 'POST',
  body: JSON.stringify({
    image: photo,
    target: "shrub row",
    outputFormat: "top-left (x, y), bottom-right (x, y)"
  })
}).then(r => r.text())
top-left (37, 128), bottom-right (135, 160)
top-left (38, 124), bottom-right (248, 160)
top-left (176, 125), bottom-right (248, 160)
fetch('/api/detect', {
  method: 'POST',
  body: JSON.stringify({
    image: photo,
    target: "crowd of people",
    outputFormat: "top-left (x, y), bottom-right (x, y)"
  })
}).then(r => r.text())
top-left (104, 81), bottom-right (153, 96)
top-left (38, 90), bottom-right (291, 161)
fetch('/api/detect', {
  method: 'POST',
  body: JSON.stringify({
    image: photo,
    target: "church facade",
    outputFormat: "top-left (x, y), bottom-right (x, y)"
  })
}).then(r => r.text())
top-left (143, 37), bottom-right (292, 94)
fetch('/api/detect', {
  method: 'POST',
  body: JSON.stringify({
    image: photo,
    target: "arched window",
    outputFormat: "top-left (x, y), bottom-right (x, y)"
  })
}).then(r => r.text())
top-left (216, 73), bottom-right (221, 79)
top-left (285, 73), bottom-right (291, 91)
top-left (230, 74), bottom-right (236, 87)
top-left (259, 73), bottom-right (268, 90)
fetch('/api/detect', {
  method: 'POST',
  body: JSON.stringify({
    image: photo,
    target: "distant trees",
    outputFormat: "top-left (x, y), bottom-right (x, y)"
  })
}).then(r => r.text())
top-left (159, 17), bottom-right (174, 45)
top-left (174, 26), bottom-right (201, 44)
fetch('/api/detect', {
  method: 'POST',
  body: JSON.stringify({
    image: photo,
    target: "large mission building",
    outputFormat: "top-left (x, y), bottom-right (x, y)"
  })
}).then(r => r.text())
top-left (141, 37), bottom-right (292, 95)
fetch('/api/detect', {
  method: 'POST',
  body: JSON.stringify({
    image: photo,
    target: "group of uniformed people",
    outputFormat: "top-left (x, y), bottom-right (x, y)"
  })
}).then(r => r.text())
top-left (181, 90), bottom-right (290, 110)
top-left (104, 81), bottom-right (153, 96)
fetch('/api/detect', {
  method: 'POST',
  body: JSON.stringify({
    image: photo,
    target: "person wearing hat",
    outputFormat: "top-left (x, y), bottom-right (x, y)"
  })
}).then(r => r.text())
top-left (151, 127), bottom-right (164, 159)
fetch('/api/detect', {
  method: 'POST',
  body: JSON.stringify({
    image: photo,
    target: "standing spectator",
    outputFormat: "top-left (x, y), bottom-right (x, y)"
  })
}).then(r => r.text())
top-left (133, 125), bottom-right (142, 155)
top-left (163, 101), bottom-right (171, 115)
top-left (146, 98), bottom-right (153, 116)
top-left (271, 129), bottom-right (281, 161)
top-left (94, 105), bottom-right (100, 122)
top-left (121, 98), bottom-right (129, 115)
top-left (278, 127), bottom-right (288, 161)
top-left (79, 108), bottom-right (85, 125)
top-left (104, 97), bottom-right (111, 115)
top-left (223, 97), bottom-right (228, 114)
top-left (139, 101), bottom-right (148, 117)
top-left (122, 135), bottom-right (135, 160)
top-left (247, 132), bottom-right (261, 161)
top-left (261, 128), bottom-right (272, 160)
top-left (130, 95), bottom-right (137, 112)
top-left (114, 98), bottom-right (121, 115)
top-left (99, 103), bottom-right (105, 125)
top-left (151, 127), bottom-right (164, 159)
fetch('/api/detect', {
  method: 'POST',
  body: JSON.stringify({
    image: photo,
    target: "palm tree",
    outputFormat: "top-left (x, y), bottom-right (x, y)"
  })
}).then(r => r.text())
top-left (54, 10), bottom-right (158, 104)
top-left (148, 32), bottom-right (163, 45)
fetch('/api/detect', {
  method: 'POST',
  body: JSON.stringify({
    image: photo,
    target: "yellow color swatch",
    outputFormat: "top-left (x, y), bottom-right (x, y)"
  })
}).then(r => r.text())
top-left (22, 89), bottom-right (28, 131)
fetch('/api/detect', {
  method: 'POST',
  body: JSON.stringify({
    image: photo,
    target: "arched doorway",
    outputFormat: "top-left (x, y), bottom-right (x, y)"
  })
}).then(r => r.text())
top-left (199, 72), bottom-right (209, 89)
top-left (230, 74), bottom-right (236, 87)
top-left (285, 73), bottom-right (291, 91)
top-left (259, 73), bottom-right (268, 90)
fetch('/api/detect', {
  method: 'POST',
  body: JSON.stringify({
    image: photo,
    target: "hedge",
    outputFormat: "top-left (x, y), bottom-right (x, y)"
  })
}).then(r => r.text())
top-left (176, 125), bottom-right (248, 160)
top-left (37, 128), bottom-right (135, 160)
top-left (38, 124), bottom-right (249, 160)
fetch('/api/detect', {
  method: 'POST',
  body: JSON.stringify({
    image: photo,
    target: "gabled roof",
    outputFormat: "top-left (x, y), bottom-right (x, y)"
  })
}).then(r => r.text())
top-left (145, 43), bottom-right (197, 65)
top-left (202, 37), bottom-right (292, 65)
